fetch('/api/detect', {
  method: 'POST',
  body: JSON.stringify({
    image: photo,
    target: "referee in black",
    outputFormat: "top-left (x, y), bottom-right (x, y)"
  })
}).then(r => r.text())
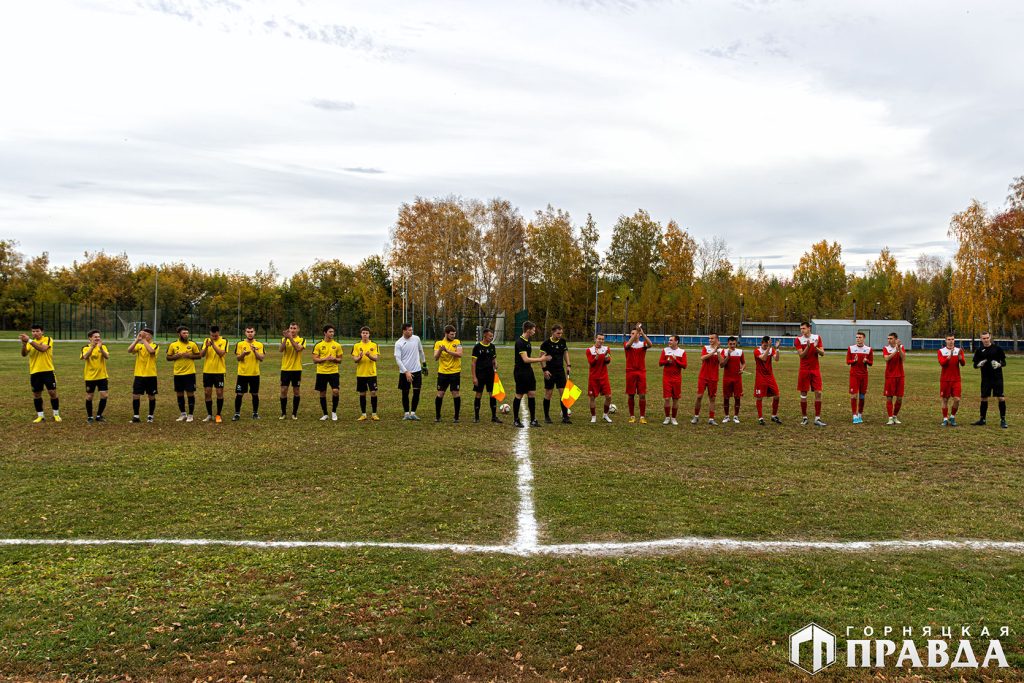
top-left (540, 324), bottom-right (572, 424)
top-left (972, 331), bottom-right (1008, 428)
top-left (512, 320), bottom-right (551, 428)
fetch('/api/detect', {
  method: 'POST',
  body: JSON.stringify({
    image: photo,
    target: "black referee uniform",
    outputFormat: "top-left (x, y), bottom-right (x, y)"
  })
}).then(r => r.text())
top-left (472, 341), bottom-right (499, 421)
top-left (513, 335), bottom-right (538, 426)
top-left (540, 336), bottom-right (570, 422)
top-left (973, 342), bottom-right (1008, 427)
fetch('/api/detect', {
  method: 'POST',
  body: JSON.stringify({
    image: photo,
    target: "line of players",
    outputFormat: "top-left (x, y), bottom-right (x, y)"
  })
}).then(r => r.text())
top-left (18, 319), bottom-right (1009, 428)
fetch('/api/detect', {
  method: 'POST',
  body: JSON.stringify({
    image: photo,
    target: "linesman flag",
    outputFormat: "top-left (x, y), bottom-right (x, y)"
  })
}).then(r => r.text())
top-left (561, 379), bottom-right (582, 408)
top-left (492, 373), bottom-right (506, 402)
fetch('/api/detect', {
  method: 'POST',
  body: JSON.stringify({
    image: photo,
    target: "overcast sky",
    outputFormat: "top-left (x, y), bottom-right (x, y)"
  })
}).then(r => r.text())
top-left (2, 0), bottom-right (1022, 277)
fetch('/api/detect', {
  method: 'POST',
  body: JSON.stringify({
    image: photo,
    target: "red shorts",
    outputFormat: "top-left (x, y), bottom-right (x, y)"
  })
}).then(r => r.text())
top-left (625, 371), bottom-right (647, 395)
top-left (797, 370), bottom-right (822, 393)
top-left (696, 376), bottom-right (718, 397)
top-left (848, 374), bottom-right (868, 395)
top-left (588, 376), bottom-right (612, 397)
top-left (884, 376), bottom-right (905, 397)
top-left (663, 377), bottom-right (681, 400)
top-left (754, 378), bottom-right (780, 398)
top-left (940, 379), bottom-right (961, 399)
top-left (722, 376), bottom-right (743, 398)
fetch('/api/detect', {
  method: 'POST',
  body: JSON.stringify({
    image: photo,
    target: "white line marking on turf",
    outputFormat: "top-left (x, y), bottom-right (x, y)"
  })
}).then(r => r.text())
top-left (513, 407), bottom-right (539, 553)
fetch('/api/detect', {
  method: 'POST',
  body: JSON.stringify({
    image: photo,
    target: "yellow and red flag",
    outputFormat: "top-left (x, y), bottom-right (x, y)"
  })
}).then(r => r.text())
top-left (561, 379), bottom-right (582, 408)
top-left (492, 372), bottom-right (506, 402)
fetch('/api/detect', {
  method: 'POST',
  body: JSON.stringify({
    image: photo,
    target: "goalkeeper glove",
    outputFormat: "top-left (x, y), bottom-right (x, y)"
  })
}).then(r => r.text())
top-left (976, 360), bottom-right (988, 368)
top-left (992, 360), bottom-right (1002, 370)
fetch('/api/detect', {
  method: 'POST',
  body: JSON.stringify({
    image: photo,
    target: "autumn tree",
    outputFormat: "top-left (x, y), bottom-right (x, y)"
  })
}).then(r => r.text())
top-left (605, 209), bottom-right (664, 290)
top-left (792, 240), bottom-right (848, 319)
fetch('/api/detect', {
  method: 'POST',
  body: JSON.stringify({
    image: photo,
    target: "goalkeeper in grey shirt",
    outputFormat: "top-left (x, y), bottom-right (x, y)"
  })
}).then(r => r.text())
top-left (395, 322), bottom-right (428, 420)
top-left (972, 331), bottom-right (1008, 428)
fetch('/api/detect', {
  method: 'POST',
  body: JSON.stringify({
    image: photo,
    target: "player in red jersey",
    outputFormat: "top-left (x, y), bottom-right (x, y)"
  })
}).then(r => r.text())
top-left (794, 322), bottom-right (827, 427)
top-left (722, 336), bottom-right (745, 423)
top-left (623, 323), bottom-right (653, 424)
top-left (753, 335), bottom-right (782, 425)
top-left (692, 333), bottom-right (727, 425)
top-left (846, 332), bottom-right (874, 424)
top-left (586, 333), bottom-right (613, 423)
top-left (882, 331), bottom-right (906, 425)
top-left (937, 333), bottom-right (965, 426)
top-left (659, 335), bottom-right (687, 425)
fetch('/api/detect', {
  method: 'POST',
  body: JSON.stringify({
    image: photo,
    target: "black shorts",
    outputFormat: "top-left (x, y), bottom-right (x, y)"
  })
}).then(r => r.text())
top-left (544, 369), bottom-right (567, 390)
top-left (85, 378), bottom-right (108, 393)
top-left (398, 371), bottom-right (423, 390)
top-left (236, 375), bottom-right (261, 394)
top-left (981, 376), bottom-right (1005, 399)
top-left (515, 370), bottom-right (537, 394)
top-left (437, 372), bottom-right (461, 392)
top-left (30, 371), bottom-right (57, 393)
top-left (356, 376), bottom-right (378, 393)
top-left (173, 374), bottom-right (197, 393)
top-left (473, 369), bottom-right (495, 393)
top-left (280, 370), bottom-right (302, 387)
top-left (315, 373), bottom-right (340, 391)
top-left (132, 376), bottom-right (158, 396)
top-left (203, 373), bottom-right (225, 389)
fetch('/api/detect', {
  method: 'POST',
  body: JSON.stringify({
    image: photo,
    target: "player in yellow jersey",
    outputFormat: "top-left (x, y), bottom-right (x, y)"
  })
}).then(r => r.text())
top-left (128, 327), bottom-right (159, 423)
top-left (313, 325), bottom-right (343, 420)
top-left (233, 326), bottom-right (265, 420)
top-left (166, 325), bottom-right (201, 422)
top-left (433, 324), bottom-right (464, 422)
top-left (21, 323), bottom-right (61, 422)
top-left (81, 329), bottom-right (110, 423)
top-left (279, 321), bottom-right (305, 420)
top-left (201, 325), bottom-right (229, 423)
top-left (352, 326), bottom-right (380, 421)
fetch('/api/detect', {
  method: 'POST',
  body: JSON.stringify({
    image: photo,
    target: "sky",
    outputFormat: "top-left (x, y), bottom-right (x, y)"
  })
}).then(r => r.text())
top-left (2, 0), bottom-right (1022, 278)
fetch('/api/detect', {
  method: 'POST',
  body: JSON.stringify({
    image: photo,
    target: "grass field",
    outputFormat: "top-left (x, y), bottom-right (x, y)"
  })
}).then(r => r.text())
top-left (1, 337), bottom-right (1022, 680)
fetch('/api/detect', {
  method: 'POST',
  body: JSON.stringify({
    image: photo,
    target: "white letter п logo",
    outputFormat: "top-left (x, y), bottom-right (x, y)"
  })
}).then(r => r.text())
top-left (789, 623), bottom-right (837, 675)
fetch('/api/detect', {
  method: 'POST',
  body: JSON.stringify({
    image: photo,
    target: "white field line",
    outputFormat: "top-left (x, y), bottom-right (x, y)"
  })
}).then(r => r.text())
top-left (513, 406), bottom-right (539, 552)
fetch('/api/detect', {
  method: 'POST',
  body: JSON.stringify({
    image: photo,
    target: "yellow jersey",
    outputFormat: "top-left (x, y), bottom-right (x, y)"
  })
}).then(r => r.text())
top-left (434, 338), bottom-right (462, 375)
top-left (352, 340), bottom-right (379, 377)
top-left (313, 339), bottom-right (343, 374)
top-left (235, 339), bottom-right (264, 376)
top-left (166, 340), bottom-right (200, 375)
top-left (201, 337), bottom-right (229, 374)
top-left (132, 341), bottom-right (159, 377)
top-left (280, 335), bottom-right (305, 372)
top-left (26, 336), bottom-right (55, 374)
top-left (81, 344), bottom-right (109, 381)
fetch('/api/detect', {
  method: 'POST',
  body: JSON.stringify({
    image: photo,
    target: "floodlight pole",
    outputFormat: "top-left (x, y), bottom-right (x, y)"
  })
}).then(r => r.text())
top-left (153, 267), bottom-right (159, 337)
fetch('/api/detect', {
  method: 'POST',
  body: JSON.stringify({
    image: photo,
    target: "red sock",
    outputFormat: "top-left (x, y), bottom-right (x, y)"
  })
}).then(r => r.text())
top-left (801, 400), bottom-right (807, 416)
top-left (639, 398), bottom-right (646, 416)
top-left (772, 397), bottom-right (779, 415)
top-left (886, 399), bottom-right (893, 417)
top-left (858, 397), bottom-right (865, 414)
top-left (952, 404), bottom-right (958, 416)
top-left (671, 404), bottom-right (677, 418)
top-left (814, 400), bottom-right (822, 417)
top-left (591, 405), bottom-right (596, 417)
top-left (756, 399), bottom-right (763, 418)
top-left (733, 398), bottom-right (740, 416)
top-left (710, 409), bottom-right (715, 419)
top-left (628, 395), bottom-right (635, 416)
top-left (664, 404), bottom-right (670, 417)
top-left (723, 397), bottom-right (730, 415)
top-left (894, 400), bottom-right (902, 416)
top-left (942, 406), bottom-right (948, 418)
top-left (850, 398), bottom-right (858, 415)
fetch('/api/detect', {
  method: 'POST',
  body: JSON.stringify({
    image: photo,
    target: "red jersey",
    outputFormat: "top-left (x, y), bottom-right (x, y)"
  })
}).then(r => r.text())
top-left (723, 348), bottom-right (745, 379)
top-left (937, 346), bottom-right (965, 381)
top-left (795, 334), bottom-right (823, 373)
top-left (754, 345), bottom-right (778, 379)
top-left (882, 344), bottom-right (905, 378)
top-left (586, 345), bottom-right (612, 380)
top-left (698, 345), bottom-right (726, 381)
top-left (846, 344), bottom-right (873, 377)
top-left (659, 347), bottom-right (687, 380)
top-left (623, 339), bottom-right (651, 374)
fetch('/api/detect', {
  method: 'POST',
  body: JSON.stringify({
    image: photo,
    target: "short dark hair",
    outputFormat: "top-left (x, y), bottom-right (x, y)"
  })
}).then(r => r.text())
top-left (888, 331), bottom-right (898, 339)
top-left (141, 327), bottom-right (154, 335)
top-left (30, 323), bottom-right (43, 331)
top-left (245, 325), bottom-right (255, 331)
top-left (360, 326), bottom-right (370, 333)
top-left (402, 322), bottom-right (413, 331)
top-left (444, 324), bottom-right (456, 334)
top-left (728, 335), bottom-right (737, 342)
top-left (288, 321), bottom-right (299, 327)
top-left (176, 325), bottom-right (189, 334)
top-left (945, 332), bottom-right (955, 339)
top-left (762, 335), bottom-right (771, 343)
top-left (801, 321), bottom-right (811, 328)
top-left (483, 328), bottom-right (493, 335)
top-left (323, 324), bottom-right (335, 334)
top-left (209, 325), bottom-right (220, 333)
top-left (551, 324), bottom-right (563, 332)
top-left (87, 329), bottom-right (100, 337)
top-left (669, 334), bottom-right (679, 343)
top-left (523, 320), bottom-right (536, 332)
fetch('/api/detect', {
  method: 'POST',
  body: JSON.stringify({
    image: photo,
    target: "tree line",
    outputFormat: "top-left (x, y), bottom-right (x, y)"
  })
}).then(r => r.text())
top-left (2, 176), bottom-right (1021, 341)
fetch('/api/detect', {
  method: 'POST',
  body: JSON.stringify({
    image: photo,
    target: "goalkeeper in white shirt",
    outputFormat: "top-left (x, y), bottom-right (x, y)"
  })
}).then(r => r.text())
top-left (972, 331), bottom-right (1008, 429)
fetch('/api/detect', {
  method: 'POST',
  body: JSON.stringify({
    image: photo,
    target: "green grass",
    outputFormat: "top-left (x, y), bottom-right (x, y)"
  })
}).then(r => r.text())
top-left (1, 338), bottom-right (1022, 679)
